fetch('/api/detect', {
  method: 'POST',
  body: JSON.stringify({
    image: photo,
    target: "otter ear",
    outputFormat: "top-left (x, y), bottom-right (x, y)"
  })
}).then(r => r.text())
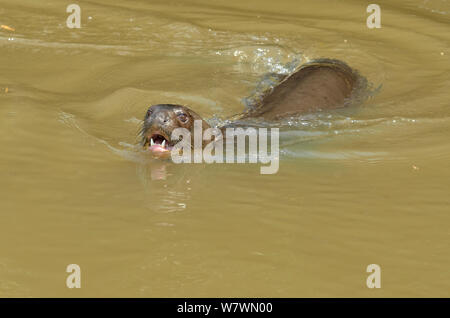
top-left (183, 106), bottom-right (211, 130)
top-left (186, 109), bottom-right (202, 120)
top-left (145, 107), bottom-right (154, 119)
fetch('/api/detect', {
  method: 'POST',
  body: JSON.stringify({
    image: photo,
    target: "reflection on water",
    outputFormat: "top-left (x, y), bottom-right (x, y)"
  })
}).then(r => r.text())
top-left (0, 0), bottom-right (449, 297)
top-left (137, 162), bottom-right (191, 213)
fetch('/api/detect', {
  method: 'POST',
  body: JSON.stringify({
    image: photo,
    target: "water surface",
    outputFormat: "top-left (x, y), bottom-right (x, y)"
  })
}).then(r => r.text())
top-left (0, 0), bottom-right (449, 297)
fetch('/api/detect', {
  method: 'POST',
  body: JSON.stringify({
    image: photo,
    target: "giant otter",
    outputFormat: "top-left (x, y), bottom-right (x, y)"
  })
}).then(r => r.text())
top-left (141, 59), bottom-right (362, 156)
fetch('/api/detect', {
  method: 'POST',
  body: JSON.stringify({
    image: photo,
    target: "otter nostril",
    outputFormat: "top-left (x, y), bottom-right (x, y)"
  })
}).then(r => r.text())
top-left (156, 114), bottom-right (170, 124)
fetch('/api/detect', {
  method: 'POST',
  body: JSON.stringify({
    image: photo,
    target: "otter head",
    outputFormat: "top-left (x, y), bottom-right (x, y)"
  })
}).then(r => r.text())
top-left (141, 104), bottom-right (210, 157)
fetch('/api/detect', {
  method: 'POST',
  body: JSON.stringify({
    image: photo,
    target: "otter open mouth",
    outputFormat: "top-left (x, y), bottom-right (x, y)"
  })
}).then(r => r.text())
top-left (147, 133), bottom-right (173, 153)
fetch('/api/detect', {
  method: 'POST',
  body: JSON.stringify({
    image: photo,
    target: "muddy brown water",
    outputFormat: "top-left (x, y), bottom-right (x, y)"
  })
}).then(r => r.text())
top-left (0, 0), bottom-right (449, 297)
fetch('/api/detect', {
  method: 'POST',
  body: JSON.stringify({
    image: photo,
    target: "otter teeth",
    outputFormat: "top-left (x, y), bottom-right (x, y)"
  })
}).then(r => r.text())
top-left (149, 137), bottom-right (168, 148)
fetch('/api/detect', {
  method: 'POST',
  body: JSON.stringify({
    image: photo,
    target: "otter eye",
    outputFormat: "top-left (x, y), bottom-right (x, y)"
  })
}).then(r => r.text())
top-left (177, 113), bottom-right (188, 123)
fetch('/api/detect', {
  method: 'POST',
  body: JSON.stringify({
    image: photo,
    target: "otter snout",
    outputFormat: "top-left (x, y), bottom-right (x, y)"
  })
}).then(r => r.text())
top-left (151, 111), bottom-right (176, 128)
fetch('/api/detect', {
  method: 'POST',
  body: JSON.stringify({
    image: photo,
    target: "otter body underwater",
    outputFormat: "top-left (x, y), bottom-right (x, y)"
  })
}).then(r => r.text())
top-left (140, 59), bottom-right (365, 156)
